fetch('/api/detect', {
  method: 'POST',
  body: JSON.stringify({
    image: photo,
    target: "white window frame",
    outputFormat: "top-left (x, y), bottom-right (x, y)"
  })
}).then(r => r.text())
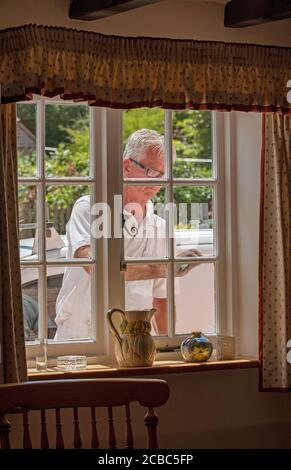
top-left (106, 109), bottom-right (231, 351)
top-left (20, 100), bottom-right (110, 365)
top-left (20, 99), bottom-right (234, 367)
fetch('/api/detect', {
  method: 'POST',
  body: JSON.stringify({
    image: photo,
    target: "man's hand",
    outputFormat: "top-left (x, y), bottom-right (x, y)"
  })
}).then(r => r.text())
top-left (74, 245), bottom-right (91, 275)
top-left (175, 248), bottom-right (203, 277)
top-left (177, 248), bottom-right (203, 258)
top-left (124, 263), bottom-right (166, 281)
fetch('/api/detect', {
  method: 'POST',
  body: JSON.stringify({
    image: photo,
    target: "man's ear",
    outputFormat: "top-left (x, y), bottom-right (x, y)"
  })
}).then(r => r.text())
top-left (123, 158), bottom-right (131, 176)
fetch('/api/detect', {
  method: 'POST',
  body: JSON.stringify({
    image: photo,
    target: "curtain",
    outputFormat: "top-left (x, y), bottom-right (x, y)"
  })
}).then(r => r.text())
top-left (0, 103), bottom-right (27, 383)
top-left (259, 113), bottom-right (291, 390)
top-left (0, 24), bottom-right (291, 112)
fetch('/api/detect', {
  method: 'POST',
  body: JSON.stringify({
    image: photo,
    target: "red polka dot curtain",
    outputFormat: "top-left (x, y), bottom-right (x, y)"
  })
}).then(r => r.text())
top-left (260, 114), bottom-right (291, 390)
top-left (0, 104), bottom-right (27, 384)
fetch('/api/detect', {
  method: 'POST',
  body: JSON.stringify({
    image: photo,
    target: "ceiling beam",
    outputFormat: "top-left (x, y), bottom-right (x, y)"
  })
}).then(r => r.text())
top-left (224, 0), bottom-right (291, 27)
top-left (69, 0), bottom-right (160, 20)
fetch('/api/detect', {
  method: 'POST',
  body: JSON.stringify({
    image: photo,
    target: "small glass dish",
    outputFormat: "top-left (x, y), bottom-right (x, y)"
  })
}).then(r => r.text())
top-left (56, 355), bottom-right (87, 371)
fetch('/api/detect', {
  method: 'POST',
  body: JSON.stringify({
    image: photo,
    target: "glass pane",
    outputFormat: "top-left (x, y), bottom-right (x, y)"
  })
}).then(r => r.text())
top-left (175, 263), bottom-right (215, 335)
top-left (174, 185), bottom-right (214, 257)
top-left (123, 186), bottom-right (168, 260)
top-left (21, 267), bottom-right (40, 342)
top-left (45, 185), bottom-right (92, 261)
top-left (19, 184), bottom-right (38, 260)
top-left (122, 109), bottom-right (165, 180)
top-left (49, 266), bottom-right (92, 341)
top-left (173, 110), bottom-right (213, 179)
top-left (17, 103), bottom-right (37, 176)
top-left (45, 103), bottom-right (90, 177)
top-left (124, 262), bottom-right (168, 336)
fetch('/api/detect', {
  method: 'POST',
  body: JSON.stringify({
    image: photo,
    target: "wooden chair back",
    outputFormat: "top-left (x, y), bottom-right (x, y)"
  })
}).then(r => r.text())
top-left (0, 378), bottom-right (169, 449)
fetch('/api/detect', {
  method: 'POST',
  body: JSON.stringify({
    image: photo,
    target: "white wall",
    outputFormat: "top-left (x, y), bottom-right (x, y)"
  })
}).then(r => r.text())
top-left (2, 0), bottom-right (291, 449)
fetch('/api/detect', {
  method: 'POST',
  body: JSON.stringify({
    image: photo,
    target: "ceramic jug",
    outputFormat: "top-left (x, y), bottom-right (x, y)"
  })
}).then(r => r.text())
top-left (107, 308), bottom-right (156, 367)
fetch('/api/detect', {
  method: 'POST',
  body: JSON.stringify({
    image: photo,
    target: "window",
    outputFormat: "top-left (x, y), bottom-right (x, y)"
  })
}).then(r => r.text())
top-left (116, 109), bottom-right (225, 348)
top-left (18, 99), bottom-right (105, 359)
top-left (18, 99), bottom-right (228, 364)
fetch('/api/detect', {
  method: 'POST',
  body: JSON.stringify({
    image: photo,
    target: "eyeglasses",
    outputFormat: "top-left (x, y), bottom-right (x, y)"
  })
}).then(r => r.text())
top-left (129, 158), bottom-right (164, 178)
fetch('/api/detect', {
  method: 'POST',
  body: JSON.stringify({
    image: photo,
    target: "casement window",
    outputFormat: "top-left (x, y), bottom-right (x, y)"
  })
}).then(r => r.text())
top-left (18, 98), bottom-right (230, 365)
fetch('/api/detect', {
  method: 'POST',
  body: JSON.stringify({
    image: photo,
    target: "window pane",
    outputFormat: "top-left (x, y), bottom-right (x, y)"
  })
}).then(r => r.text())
top-left (17, 103), bottom-right (37, 176)
top-left (123, 109), bottom-right (165, 180)
top-left (175, 262), bottom-right (215, 335)
top-left (174, 185), bottom-right (214, 257)
top-left (124, 262), bottom-right (168, 336)
top-left (21, 267), bottom-right (40, 342)
top-left (19, 184), bottom-right (38, 260)
top-left (45, 104), bottom-right (90, 177)
top-left (45, 185), bottom-right (92, 261)
top-left (123, 186), bottom-right (168, 260)
top-left (173, 110), bottom-right (212, 179)
top-left (48, 266), bottom-right (92, 341)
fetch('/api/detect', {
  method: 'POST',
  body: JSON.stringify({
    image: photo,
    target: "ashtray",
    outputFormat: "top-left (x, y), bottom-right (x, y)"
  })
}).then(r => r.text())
top-left (56, 355), bottom-right (87, 371)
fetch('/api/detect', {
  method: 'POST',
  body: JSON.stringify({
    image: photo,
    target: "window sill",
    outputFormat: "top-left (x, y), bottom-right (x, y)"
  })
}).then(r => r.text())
top-left (28, 356), bottom-right (259, 381)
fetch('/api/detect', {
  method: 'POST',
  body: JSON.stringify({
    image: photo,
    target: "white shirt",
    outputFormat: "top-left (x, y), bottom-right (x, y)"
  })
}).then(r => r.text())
top-left (54, 196), bottom-right (167, 340)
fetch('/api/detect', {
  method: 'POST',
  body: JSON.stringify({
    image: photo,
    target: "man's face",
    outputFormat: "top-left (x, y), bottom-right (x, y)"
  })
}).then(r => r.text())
top-left (123, 147), bottom-right (164, 204)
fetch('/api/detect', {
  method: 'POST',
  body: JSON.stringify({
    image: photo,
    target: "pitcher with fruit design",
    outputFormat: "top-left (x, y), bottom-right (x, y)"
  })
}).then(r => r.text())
top-left (107, 308), bottom-right (156, 367)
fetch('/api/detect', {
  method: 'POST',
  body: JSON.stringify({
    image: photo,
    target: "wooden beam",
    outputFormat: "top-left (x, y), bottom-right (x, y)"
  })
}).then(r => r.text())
top-left (224, 0), bottom-right (291, 28)
top-left (69, 0), bottom-right (160, 20)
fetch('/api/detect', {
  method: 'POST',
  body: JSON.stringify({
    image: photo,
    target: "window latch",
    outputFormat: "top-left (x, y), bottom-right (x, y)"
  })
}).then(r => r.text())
top-left (120, 261), bottom-right (127, 272)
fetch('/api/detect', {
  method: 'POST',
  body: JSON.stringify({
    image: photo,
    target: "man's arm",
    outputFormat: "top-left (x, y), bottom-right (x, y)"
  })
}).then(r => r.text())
top-left (124, 264), bottom-right (166, 281)
top-left (75, 245), bottom-right (91, 275)
top-left (152, 297), bottom-right (167, 336)
top-left (68, 198), bottom-right (91, 274)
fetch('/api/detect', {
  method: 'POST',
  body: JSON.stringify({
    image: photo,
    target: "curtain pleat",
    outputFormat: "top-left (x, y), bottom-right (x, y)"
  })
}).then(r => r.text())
top-left (259, 113), bottom-right (291, 390)
top-left (0, 24), bottom-right (291, 112)
top-left (0, 103), bottom-right (27, 383)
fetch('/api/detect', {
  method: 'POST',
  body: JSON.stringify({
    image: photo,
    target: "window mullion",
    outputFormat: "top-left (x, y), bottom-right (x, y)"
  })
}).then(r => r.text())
top-left (37, 99), bottom-right (47, 343)
top-left (212, 111), bottom-right (228, 335)
top-left (165, 109), bottom-right (175, 339)
top-left (107, 109), bottom-right (124, 315)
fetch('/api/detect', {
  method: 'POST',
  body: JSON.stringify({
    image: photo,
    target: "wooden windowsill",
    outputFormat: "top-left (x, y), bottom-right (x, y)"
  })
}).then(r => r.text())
top-left (28, 357), bottom-right (259, 381)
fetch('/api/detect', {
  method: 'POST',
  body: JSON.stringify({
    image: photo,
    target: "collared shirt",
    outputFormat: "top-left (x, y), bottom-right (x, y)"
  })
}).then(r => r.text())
top-left (54, 196), bottom-right (167, 340)
top-left (123, 200), bottom-right (167, 310)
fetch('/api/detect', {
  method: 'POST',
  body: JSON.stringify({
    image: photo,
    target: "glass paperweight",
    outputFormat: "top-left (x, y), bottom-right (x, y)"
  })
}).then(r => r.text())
top-left (56, 355), bottom-right (87, 371)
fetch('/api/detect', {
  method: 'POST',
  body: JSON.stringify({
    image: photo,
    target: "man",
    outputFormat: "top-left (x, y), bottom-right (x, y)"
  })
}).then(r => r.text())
top-left (54, 129), bottom-right (199, 340)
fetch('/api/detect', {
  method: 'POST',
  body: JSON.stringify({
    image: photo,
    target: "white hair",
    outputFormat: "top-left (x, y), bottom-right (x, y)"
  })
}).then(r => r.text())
top-left (123, 128), bottom-right (165, 162)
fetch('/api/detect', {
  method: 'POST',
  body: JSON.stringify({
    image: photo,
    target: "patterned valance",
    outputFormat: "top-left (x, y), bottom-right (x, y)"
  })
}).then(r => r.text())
top-left (0, 24), bottom-right (291, 111)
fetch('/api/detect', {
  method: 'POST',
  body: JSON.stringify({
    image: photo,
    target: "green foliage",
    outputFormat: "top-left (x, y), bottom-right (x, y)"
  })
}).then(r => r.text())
top-left (18, 104), bottom-right (90, 213)
top-left (45, 104), bottom-right (89, 148)
top-left (123, 108), bottom-right (164, 142)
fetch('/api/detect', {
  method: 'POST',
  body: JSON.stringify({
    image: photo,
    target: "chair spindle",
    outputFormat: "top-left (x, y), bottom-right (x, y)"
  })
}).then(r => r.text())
top-left (55, 408), bottom-right (64, 449)
top-left (73, 407), bottom-right (82, 449)
top-left (144, 407), bottom-right (159, 449)
top-left (90, 407), bottom-right (99, 449)
top-left (107, 406), bottom-right (116, 449)
top-left (0, 413), bottom-right (11, 449)
top-left (22, 409), bottom-right (32, 449)
top-left (40, 409), bottom-right (49, 449)
top-left (125, 403), bottom-right (134, 449)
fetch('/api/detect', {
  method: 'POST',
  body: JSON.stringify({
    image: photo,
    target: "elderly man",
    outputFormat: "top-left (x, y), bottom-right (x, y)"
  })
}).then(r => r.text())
top-left (54, 129), bottom-right (199, 340)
